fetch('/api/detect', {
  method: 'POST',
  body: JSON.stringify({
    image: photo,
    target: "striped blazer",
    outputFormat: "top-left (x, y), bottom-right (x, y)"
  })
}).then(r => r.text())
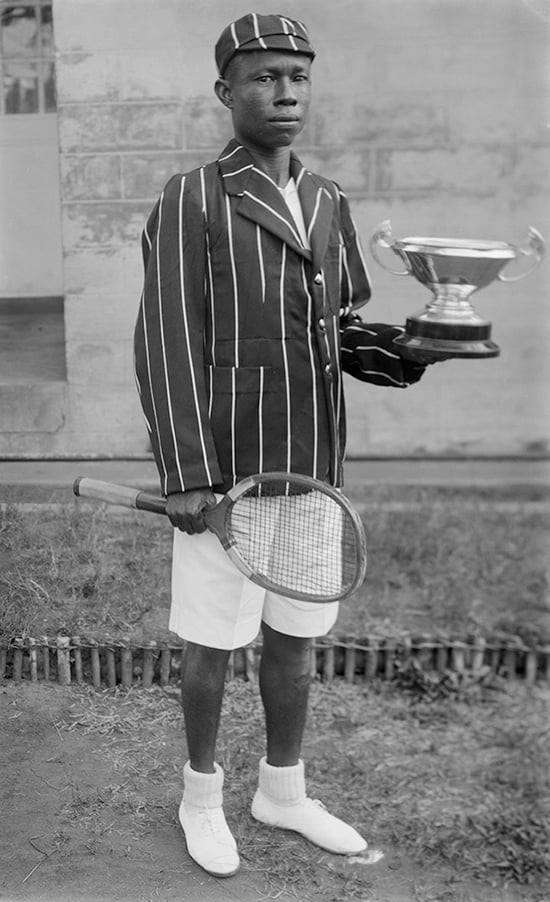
top-left (134, 140), bottom-right (425, 495)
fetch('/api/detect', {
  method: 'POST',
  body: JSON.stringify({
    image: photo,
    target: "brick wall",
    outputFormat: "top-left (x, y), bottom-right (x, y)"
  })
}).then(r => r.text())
top-left (47, 0), bottom-right (548, 458)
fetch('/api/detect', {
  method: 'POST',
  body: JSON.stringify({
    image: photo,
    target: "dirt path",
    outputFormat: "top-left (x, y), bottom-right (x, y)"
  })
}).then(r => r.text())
top-left (0, 681), bottom-right (541, 902)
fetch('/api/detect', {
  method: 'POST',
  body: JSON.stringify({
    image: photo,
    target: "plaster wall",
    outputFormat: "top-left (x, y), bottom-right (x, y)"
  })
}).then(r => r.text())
top-left (3, 0), bottom-right (548, 458)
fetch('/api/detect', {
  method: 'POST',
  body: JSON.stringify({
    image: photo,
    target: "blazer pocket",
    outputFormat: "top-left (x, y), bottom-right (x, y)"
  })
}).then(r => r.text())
top-left (206, 365), bottom-right (287, 475)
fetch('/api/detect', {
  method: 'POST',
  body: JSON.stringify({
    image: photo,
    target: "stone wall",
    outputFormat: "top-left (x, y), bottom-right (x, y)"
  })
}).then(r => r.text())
top-left (14, 0), bottom-right (548, 458)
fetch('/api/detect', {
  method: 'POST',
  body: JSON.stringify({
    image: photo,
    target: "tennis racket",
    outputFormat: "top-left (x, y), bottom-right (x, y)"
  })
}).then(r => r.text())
top-left (73, 472), bottom-right (367, 603)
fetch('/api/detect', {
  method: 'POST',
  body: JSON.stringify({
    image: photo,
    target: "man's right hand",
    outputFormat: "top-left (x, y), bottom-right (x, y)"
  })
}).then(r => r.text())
top-left (165, 488), bottom-right (217, 534)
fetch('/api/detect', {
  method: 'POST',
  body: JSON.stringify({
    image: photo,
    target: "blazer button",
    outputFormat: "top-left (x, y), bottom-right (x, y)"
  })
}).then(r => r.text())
top-left (318, 317), bottom-right (326, 331)
top-left (324, 363), bottom-right (333, 376)
top-left (313, 272), bottom-right (323, 284)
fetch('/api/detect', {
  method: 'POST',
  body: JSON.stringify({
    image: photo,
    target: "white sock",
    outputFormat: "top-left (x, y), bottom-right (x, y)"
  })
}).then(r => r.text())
top-left (258, 756), bottom-right (307, 806)
top-left (183, 761), bottom-right (224, 809)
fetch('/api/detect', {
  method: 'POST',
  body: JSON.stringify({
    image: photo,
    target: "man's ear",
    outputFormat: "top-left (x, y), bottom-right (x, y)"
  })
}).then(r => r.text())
top-left (215, 78), bottom-right (233, 109)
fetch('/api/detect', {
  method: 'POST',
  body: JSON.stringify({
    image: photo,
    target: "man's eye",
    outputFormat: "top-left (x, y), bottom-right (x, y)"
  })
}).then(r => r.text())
top-left (256, 75), bottom-right (272, 83)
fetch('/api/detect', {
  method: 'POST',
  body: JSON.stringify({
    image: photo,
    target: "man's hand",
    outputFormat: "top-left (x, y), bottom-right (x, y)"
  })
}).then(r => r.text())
top-left (165, 488), bottom-right (217, 534)
top-left (407, 351), bottom-right (453, 365)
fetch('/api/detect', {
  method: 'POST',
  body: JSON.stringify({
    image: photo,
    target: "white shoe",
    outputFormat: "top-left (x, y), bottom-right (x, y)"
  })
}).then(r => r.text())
top-left (179, 799), bottom-right (240, 877)
top-left (251, 790), bottom-right (367, 855)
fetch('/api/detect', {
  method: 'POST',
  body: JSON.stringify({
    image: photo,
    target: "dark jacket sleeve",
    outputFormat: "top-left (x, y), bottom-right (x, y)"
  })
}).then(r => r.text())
top-left (133, 174), bottom-right (222, 495)
top-left (339, 314), bottom-right (427, 387)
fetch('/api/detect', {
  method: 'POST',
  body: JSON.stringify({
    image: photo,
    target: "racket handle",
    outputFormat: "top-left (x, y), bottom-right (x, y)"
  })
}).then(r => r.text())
top-left (73, 477), bottom-right (167, 516)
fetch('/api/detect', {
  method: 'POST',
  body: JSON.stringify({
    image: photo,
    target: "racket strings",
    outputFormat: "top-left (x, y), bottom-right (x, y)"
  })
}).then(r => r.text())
top-left (227, 483), bottom-right (361, 599)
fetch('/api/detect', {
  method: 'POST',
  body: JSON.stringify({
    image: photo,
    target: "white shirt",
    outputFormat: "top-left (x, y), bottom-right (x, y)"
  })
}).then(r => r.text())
top-left (279, 178), bottom-right (311, 250)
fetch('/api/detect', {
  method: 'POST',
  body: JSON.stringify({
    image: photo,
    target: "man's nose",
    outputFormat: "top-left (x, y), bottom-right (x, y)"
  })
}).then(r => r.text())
top-left (274, 77), bottom-right (297, 104)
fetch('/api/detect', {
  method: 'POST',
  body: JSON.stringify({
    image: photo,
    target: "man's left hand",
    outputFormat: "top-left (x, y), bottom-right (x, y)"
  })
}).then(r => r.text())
top-left (407, 351), bottom-right (453, 365)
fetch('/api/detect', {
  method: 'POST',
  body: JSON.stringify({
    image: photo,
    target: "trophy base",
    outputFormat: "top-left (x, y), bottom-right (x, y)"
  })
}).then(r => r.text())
top-left (394, 314), bottom-right (501, 360)
top-left (394, 334), bottom-right (501, 361)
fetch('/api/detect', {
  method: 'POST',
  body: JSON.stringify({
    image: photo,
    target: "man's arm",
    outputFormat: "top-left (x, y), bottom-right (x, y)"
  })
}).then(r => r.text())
top-left (335, 190), bottom-right (449, 384)
top-left (339, 314), bottom-right (427, 387)
top-left (134, 173), bottom-right (222, 497)
top-left (336, 187), bottom-right (372, 314)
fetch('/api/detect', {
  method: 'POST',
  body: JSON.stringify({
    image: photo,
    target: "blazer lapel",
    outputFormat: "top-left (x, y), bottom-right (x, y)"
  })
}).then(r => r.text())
top-left (218, 141), bottom-right (311, 260)
top-left (291, 154), bottom-right (336, 274)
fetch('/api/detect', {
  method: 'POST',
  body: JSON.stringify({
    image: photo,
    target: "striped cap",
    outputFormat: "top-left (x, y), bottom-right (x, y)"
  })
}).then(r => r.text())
top-left (215, 13), bottom-right (315, 76)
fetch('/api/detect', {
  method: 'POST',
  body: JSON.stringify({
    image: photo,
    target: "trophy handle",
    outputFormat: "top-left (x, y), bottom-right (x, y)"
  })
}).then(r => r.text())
top-left (498, 227), bottom-right (545, 283)
top-left (369, 220), bottom-right (411, 276)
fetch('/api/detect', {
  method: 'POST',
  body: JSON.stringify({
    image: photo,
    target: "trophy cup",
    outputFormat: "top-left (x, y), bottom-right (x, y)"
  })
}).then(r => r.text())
top-left (369, 220), bottom-right (545, 360)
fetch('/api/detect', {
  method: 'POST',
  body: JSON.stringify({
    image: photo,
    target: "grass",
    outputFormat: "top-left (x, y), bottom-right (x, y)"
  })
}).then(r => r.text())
top-left (55, 678), bottom-right (550, 901)
top-left (0, 503), bottom-right (172, 642)
top-left (341, 494), bottom-right (550, 644)
top-left (0, 486), bottom-right (548, 645)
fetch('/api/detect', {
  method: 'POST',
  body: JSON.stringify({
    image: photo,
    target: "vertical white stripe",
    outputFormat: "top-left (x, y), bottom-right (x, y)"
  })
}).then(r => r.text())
top-left (200, 167), bottom-right (216, 365)
top-left (338, 237), bottom-right (343, 300)
top-left (207, 365), bottom-right (213, 418)
top-left (258, 365), bottom-right (264, 474)
top-left (252, 12), bottom-right (268, 48)
top-left (256, 225), bottom-right (266, 303)
top-left (225, 195), bottom-right (239, 366)
top-left (143, 222), bottom-right (152, 251)
top-left (176, 177), bottom-right (214, 486)
top-left (139, 293), bottom-right (169, 492)
top-left (230, 23), bottom-right (240, 48)
top-left (331, 313), bottom-right (343, 439)
top-left (279, 18), bottom-right (299, 50)
top-left (153, 194), bottom-right (186, 492)
top-left (339, 191), bottom-right (372, 292)
top-left (342, 243), bottom-right (353, 305)
top-left (337, 232), bottom-right (350, 315)
top-left (320, 285), bottom-right (339, 481)
top-left (307, 188), bottom-right (323, 242)
top-left (301, 261), bottom-right (318, 477)
top-left (279, 245), bottom-right (292, 471)
top-left (280, 15), bottom-right (297, 35)
top-left (231, 366), bottom-right (237, 485)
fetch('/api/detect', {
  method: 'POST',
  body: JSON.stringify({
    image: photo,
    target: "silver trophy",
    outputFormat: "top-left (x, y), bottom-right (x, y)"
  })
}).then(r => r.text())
top-left (370, 220), bottom-right (545, 360)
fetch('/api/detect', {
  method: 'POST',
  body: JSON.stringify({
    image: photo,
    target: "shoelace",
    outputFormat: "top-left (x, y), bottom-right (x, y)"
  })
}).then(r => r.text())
top-left (309, 799), bottom-right (328, 811)
top-left (196, 806), bottom-right (230, 838)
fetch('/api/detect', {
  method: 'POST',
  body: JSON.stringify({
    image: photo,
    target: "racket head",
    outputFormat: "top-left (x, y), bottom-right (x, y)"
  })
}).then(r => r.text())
top-left (206, 472), bottom-right (367, 602)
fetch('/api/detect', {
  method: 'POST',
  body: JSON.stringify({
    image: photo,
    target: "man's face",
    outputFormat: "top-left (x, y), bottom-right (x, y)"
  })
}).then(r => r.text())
top-left (216, 50), bottom-right (312, 153)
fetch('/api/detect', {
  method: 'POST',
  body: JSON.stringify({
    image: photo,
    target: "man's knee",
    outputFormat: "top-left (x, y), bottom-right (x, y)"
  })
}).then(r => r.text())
top-left (183, 642), bottom-right (231, 680)
top-left (261, 623), bottom-right (311, 671)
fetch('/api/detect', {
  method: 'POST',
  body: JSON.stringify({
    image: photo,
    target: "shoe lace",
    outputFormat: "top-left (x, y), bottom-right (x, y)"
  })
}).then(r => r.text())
top-left (310, 798), bottom-right (327, 811)
top-left (197, 806), bottom-right (228, 837)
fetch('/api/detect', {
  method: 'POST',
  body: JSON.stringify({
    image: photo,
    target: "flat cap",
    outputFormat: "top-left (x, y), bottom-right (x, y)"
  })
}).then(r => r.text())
top-left (215, 12), bottom-right (315, 76)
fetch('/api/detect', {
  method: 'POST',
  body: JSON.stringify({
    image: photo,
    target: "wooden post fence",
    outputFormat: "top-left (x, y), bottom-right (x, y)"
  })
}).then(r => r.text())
top-left (1, 636), bottom-right (549, 688)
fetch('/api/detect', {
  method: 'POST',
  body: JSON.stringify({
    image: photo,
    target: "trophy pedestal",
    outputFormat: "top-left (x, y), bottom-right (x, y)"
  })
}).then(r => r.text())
top-left (394, 312), bottom-right (501, 360)
top-left (369, 222), bottom-right (545, 362)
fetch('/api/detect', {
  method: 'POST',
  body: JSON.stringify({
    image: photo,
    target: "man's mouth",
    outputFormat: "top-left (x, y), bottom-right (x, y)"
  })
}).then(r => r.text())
top-left (270, 116), bottom-right (300, 123)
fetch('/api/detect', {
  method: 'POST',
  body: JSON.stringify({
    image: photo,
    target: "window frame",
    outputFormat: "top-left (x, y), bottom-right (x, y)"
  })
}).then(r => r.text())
top-left (0, 1), bottom-right (56, 116)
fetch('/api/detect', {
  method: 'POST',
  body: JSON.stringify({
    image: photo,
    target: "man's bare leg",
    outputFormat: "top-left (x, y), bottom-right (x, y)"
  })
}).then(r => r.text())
top-left (178, 641), bottom-right (239, 876)
top-left (259, 622), bottom-right (311, 766)
top-left (253, 621), bottom-right (367, 855)
top-left (180, 641), bottom-right (230, 772)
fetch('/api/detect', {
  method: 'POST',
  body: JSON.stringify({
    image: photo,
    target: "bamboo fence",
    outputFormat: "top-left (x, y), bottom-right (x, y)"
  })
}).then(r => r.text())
top-left (1, 635), bottom-right (549, 688)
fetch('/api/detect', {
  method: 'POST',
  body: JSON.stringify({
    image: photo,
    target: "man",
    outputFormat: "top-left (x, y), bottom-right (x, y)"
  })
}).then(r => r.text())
top-left (134, 13), bottom-right (433, 879)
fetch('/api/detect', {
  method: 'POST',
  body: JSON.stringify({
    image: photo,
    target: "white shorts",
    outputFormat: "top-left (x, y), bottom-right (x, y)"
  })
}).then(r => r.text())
top-left (169, 526), bottom-right (339, 651)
